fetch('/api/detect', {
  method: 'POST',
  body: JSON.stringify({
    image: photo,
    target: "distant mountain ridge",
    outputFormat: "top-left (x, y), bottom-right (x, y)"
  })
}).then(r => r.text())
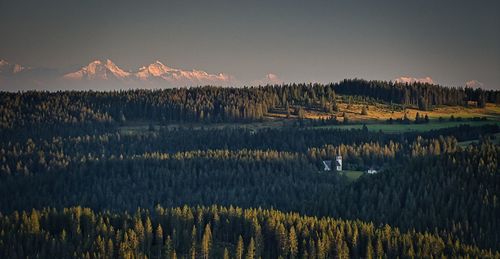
top-left (0, 59), bottom-right (30, 75)
top-left (1, 58), bottom-right (494, 91)
top-left (63, 59), bottom-right (131, 80)
top-left (62, 59), bottom-right (233, 86)
top-left (0, 58), bottom-right (236, 90)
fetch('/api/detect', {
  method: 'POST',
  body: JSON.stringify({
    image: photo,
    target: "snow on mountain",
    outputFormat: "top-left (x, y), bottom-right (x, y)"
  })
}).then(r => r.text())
top-left (0, 58), bottom-right (237, 90)
top-left (252, 73), bottom-right (283, 85)
top-left (63, 59), bottom-right (131, 80)
top-left (394, 76), bottom-right (434, 84)
top-left (465, 80), bottom-right (484, 88)
top-left (63, 59), bottom-right (233, 86)
top-left (135, 60), bottom-right (175, 79)
top-left (136, 63), bottom-right (233, 85)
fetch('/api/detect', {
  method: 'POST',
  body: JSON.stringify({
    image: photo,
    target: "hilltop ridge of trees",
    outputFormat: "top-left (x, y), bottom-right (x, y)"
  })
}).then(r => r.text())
top-left (1, 80), bottom-right (498, 131)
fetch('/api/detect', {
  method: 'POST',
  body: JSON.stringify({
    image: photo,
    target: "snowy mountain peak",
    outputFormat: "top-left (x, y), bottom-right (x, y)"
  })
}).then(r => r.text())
top-left (60, 59), bottom-right (235, 86)
top-left (136, 60), bottom-right (175, 79)
top-left (1, 58), bottom-right (241, 90)
top-left (105, 59), bottom-right (116, 66)
top-left (63, 59), bottom-right (130, 80)
top-left (104, 59), bottom-right (131, 78)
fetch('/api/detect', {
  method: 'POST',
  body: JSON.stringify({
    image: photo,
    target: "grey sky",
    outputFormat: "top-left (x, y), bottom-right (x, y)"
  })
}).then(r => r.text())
top-left (1, 0), bottom-right (499, 89)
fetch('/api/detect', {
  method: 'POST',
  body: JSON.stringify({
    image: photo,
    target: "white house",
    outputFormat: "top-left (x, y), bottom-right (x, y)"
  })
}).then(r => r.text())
top-left (322, 157), bottom-right (342, 172)
top-left (335, 156), bottom-right (342, 171)
top-left (367, 168), bottom-right (378, 174)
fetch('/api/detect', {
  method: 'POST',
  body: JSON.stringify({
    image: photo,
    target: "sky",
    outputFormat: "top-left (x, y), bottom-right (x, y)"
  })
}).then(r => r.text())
top-left (0, 0), bottom-right (499, 89)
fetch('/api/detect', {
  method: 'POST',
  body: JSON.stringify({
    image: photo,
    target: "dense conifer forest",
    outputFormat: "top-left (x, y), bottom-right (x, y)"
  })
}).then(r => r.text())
top-left (1, 206), bottom-right (497, 258)
top-left (1, 81), bottom-right (499, 258)
top-left (1, 80), bottom-right (499, 131)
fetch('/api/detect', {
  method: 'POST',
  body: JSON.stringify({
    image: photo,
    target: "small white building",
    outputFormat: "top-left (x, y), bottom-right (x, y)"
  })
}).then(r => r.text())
top-left (335, 156), bottom-right (342, 171)
top-left (367, 168), bottom-right (378, 174)
top-left (322, 157), bottom-right (342, 172)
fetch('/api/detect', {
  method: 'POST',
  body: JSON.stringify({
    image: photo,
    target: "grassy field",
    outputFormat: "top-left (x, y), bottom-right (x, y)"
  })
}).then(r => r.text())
top-left (314, 120), bottom-right (500, 133)
top-left (118, 119), bottom-right (287, 135)
top-left (300, 102), bottom-right (500, 122)
top-left (119, 101), bottom-right (500, 135)
top-left (120, 118), bottom-right (500, 135)
top-left (341, 170), bottom-right (365, 181)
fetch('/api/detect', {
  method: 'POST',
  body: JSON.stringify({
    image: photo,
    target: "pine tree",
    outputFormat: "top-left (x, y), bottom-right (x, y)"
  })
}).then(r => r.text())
top-left (190, 226), bottom-right (197, 259)
top-left (361, 105), bottom-right (368, 115)
top-left (341, 241), bottom-right (350, 259)
top-left (154, 224), bottom-right (163, 258)
top-left (415, 112), bottom-right (421, 124)
top-left (236, 235), bottom-right (244, 259)
top-left (246, 237), bottom-right (255, 259)
top-left (251, 219), bottom-right (263, 258)
top-left (201, 224), bottom-right (212, 259)
top-left (107, 239), bottom-right (114, 258)
top-left (96, 235), bottom-right (106, 257)
top-left (277, 223), bottom-right (289, 257)
top-left (155, 224), bottom-right (163, 247)
top-left (27, 210), bottom-right (40, 234)
top-left (289, 226), bottom-right (298, 259)
top-left (297, 107), bottom-right (305, 120)
top-left (332, 100), bottom-right (339, 112)
top-left (343, 113), bottom-right (349, 124)
top-left (145, 217), bottom-right (153, 257)
top-left (286, 102), bottom-right (291, 118)
top-left (366, 239), bottom-right (374, 259)
top-left (376, 237), bottom-right (384, 258)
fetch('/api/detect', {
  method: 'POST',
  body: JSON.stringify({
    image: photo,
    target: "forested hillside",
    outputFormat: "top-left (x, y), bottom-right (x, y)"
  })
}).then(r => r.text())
top-left (2, 80), bottom-right (499, 131)
top-left (1, 132), bottom-right (498, 250)
top-left (1, 206), bottom-right (497, 259)
top-left (1, 82), bottom-right (499, 258)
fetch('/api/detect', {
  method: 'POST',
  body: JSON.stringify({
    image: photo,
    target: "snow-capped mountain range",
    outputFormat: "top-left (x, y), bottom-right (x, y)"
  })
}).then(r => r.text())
top-left (63, 59), bottom-right (131, 81)
top-left (63, 59), bottom-right (234, 85)
top-left (0, 58), bottom-right (240, 91)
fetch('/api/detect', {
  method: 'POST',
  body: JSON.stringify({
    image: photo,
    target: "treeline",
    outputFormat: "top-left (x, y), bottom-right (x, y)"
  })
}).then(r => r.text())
top-left (2, 117), bottom-right (497, 152)
top-left (307, 135), bottom-right (460, 170)
top-left (333, 79), bottom-right (499, 109)
top-left (1, 205), bottom-right (497, 259)
top-left (337, 140), bottom-right (500, 249)
top-left (1, 125), bottom-right (496, 177)
top-left (2, 80), bottom-right (498, 129)
top-left (1, 139), bottom-right (498, 250)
